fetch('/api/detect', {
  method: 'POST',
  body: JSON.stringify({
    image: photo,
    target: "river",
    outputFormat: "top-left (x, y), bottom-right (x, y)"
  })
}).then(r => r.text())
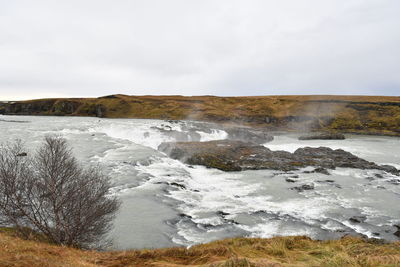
top-left (1, 115), bottom-right (399, 249)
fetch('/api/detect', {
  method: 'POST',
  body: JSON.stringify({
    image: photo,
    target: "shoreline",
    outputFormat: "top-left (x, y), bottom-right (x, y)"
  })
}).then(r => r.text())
top-left (1, 94), bottom-right (399, 137)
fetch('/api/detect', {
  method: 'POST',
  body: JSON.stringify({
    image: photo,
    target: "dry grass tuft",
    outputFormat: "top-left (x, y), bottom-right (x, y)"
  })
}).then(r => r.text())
top-left (1, 231), bottom-right (399, 267)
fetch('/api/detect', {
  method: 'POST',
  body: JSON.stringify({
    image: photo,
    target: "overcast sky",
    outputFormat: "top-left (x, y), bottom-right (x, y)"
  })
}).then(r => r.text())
top-left (0, 0), bottom-right (399, 100)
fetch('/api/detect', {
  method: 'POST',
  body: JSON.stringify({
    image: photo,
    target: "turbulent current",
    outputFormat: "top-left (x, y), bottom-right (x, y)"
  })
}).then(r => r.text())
top-left (1, 115), bottom-right (400, 249)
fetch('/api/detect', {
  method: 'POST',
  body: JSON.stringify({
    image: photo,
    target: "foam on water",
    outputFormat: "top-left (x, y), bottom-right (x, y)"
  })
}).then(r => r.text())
top-left (88, 121), bottom-right (173, 149)
top-left (135, 154), bottom-right (400, 244)
top-left (88, 119), bottom-right (228, 149)
top-left (197, 129), bottom-right (228, 141)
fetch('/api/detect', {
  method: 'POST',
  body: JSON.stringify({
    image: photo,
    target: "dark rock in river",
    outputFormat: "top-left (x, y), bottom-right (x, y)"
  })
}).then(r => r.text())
top-left (388, 179), bottom-right (400, 185)
top-left (299, 133), bottom-right (345, 140)
top-left (379, 165), bottom-right (399, 174)
top-left (314, 167), bottom-right (330, 175)
top-left (224, 126), bottom-right (273, 144)
top-left (158, 140), bottom-right (400, 174)
top-left (394, 225), bottom-right (400, 238)
top-left (349, 216), bottom-right (367, 224)
top-left (170, 182), bottom-right (186, 190)
top-left (291, 184), bottom-right (314, 192)
top-left (16, 152), bottom-right (27, 157)
top-left (216, 211), bottom-right (230, 217)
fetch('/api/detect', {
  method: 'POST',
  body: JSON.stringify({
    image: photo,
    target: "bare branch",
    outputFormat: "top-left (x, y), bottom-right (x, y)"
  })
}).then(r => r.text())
top-left (0, 136), bottom-right (120, 248)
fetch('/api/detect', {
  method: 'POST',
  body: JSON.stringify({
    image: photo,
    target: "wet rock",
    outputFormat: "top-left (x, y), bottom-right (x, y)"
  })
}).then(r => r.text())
top-left (299, 133), bottom-right (345, 140)
top-left (224, 126), bottom-right (274, 144)
top-left (16, 152), bottom-right (27, 157)
top-left (170, 182), bottom-right (186, 190)
top-left (293, 147), bottom-right (397, 174)
top-left (388, 179), bottom-right (400, 185)
top-left (349, 216), bottom-right (367, 224)
top-left (253, 210), bottom-right (268, 215)
top-left (285, 178), bottom-right (297, 183)
top-left (158, 140), bottom-right (400, 175)
top-left (0, 119), bottom-right (30, 123)
top-left (291, 184), bottom-right (314, 192)
top-left (154, 181), bottom-right (169, 185)
top-left (314, 167), bottom-right (330, 175)
top-left (394, 225), bottom-right (400, 238)
top-left (380, 165), bottom-right (399, 174)
top-left (216, 211), bottom-right (230, 217)
top-left (165, 120), bottom-right (181, 124)
top-left (316, 180), bottom-right (342, 189)
top-left (159, 140), bottom-right (286, 171)
top-left (178, 213), bottom-right (192, 219)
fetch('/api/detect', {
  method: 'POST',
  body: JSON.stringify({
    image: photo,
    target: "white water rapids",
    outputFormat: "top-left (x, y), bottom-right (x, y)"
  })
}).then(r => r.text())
top-left (1, 115), bottom-right (399, 249)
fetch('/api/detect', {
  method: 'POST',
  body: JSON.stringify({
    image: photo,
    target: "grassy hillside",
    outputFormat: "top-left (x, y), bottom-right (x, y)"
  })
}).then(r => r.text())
top-left (1, 230), bottom-right (400, 267)
top-left (1, 94), bottom-right (400, 136)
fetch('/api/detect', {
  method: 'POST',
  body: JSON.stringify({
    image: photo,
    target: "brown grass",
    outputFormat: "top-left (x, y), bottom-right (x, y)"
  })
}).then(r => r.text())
top-left (1, 230), bottom-right (400, 267)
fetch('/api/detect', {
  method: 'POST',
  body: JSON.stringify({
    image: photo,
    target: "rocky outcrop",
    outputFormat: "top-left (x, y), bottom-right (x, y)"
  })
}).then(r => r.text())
top-left (0, 100), bottom-right (107, 117)
top-left (349, 216), bottom-right (367, 224)
top-left (0, 100), bottom-right (83, 116)
top-left (158, 140), bottom-right (399, 174)
top-left (2, 100), bottom-right (57, 115)
top-left (224, 126), bottom-right (273, 144)
top-left (299, 133), bottom-right (346, 140)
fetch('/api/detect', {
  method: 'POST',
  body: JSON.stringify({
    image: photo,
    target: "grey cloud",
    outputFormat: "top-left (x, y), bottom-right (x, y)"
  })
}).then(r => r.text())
top-left (0, 0), bottom-right (399, 100)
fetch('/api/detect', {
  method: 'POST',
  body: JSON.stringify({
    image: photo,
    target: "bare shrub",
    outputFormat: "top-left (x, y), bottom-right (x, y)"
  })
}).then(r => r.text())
top-left (0, 136), bottom-right (120, 248)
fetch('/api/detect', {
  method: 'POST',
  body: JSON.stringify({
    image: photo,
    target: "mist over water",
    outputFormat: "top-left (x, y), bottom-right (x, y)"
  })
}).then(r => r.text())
top-left (1, 115), bottom-right (400, 249)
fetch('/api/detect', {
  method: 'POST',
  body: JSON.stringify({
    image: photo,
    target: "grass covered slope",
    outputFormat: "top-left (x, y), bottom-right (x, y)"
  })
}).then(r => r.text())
top-left (1, 231), bottom-right (400, 267)
top-left (1, 94), bottom-right (400, 136)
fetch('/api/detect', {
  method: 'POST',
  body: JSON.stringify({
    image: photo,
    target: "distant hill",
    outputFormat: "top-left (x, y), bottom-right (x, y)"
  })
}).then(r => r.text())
top-left (1, 94), bottom-right (400, 136)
